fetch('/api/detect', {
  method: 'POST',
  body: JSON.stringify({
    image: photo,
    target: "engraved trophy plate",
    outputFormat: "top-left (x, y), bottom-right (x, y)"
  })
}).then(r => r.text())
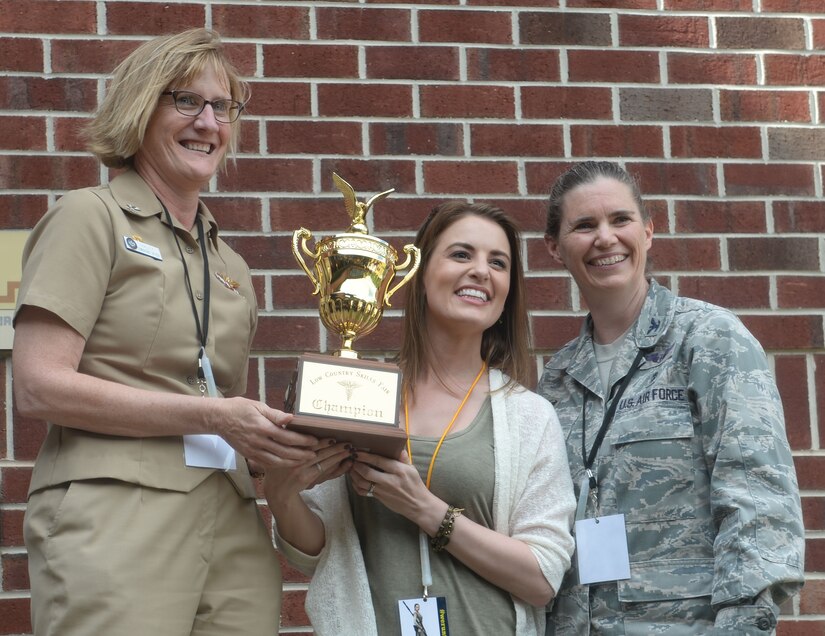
top-left (287, 173), bottom-right (421, 457)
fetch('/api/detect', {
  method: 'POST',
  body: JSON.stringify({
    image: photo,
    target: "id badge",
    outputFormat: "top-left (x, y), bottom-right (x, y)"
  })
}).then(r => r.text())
top-left (398, 596), bottom-right (448, 636)
top-left (183, 351), bottom-right (237, 470)
top-left (574, 513), bottom-right (631, 585)
top-left (183, 434), bottom-right (237, 470)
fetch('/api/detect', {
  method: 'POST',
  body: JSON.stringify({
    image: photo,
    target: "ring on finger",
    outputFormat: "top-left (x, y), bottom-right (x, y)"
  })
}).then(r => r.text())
top-left (315, 462), bottom-right (323, 474)
top-left (366, 482), bottom-right (376, 497)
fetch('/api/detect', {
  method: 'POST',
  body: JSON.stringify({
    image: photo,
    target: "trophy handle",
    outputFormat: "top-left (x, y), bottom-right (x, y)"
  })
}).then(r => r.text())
top-left (292, 228), bottom-right (321, 295)
top-left (384, 244), bottom-right (421, 307)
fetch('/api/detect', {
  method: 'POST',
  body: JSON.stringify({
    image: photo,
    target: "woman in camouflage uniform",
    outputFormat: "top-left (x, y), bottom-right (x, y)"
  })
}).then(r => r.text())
top-left (539, 161), bottom-right (804, 635)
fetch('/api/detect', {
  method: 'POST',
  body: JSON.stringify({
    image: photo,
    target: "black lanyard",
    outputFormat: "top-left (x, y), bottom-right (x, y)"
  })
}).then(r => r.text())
top-left (581, 348), bottom-right (647, 490)
top-left (162, 204), bottom-right (211, 385)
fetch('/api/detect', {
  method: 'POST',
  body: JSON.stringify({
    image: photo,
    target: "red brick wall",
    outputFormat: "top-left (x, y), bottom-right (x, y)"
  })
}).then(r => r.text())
top-left (1, 2), bottom-right (823, 634)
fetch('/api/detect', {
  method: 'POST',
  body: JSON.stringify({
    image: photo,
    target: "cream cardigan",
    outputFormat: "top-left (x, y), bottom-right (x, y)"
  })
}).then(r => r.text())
top-left (275, 370), bottom-right (576, 635)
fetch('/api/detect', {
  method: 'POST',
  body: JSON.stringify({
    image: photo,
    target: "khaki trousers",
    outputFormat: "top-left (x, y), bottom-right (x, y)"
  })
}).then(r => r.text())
top-left (25, 473), bottom-right (282, 636)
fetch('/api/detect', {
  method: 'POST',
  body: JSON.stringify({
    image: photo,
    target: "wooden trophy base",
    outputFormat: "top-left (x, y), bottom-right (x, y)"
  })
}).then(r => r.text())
top-left (285, 353), bottom-right (407, 458)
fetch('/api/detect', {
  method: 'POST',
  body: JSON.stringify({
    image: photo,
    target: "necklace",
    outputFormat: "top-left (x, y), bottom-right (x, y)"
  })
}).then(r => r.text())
top-left (403, 360), bottom-right (487, 600)
top-left (403, 361), bottom-right (487, 488)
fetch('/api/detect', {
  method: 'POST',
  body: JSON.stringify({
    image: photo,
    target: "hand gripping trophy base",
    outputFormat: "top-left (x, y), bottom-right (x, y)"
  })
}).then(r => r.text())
top-left (285, 174), bottom-right (421, 457)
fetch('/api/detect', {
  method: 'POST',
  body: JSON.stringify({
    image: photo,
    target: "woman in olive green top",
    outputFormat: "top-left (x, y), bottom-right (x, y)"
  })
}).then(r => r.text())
top-left (265, 202), bottom-right (576, 635)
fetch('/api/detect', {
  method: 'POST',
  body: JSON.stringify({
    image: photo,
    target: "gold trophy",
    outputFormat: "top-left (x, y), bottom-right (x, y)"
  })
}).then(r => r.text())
top-left (286, 173), bottom-right (421, 456)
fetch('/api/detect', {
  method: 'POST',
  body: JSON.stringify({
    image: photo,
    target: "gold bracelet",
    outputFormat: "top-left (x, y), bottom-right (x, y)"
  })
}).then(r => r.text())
top-left (430, 505), bottom-right (464, 553)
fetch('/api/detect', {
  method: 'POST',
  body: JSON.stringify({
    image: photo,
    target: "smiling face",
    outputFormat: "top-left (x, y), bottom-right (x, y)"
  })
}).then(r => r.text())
top-left (545, 176), bottom-right (653, 303)
top-left (423, 214), bottom-right (511, 337)
top-left (134, 64), bottom-right (232, 196)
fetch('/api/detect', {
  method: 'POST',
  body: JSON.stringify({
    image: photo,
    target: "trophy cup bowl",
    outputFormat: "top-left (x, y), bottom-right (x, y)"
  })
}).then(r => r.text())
top-left (284, 174), bottom-right (421, 457)
top-left (293, 230), bottom-right (420, 357)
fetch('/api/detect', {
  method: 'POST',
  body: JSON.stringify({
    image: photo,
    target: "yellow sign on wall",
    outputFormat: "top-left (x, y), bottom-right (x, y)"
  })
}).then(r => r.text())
top-left (0, 231), bottom-right (30, 350)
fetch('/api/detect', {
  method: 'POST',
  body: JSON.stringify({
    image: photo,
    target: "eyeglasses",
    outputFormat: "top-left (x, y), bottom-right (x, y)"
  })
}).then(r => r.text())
top-left (161, 90), bottom-right (244, 123)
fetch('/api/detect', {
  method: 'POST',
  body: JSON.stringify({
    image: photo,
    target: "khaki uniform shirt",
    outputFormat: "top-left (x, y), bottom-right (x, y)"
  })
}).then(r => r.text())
top-left (16, 170), bottom-right (258, 497)
top-left (539, 280), bottom-right (804, 635)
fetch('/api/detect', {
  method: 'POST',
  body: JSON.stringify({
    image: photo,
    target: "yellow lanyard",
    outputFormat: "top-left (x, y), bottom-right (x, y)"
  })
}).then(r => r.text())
top-left (404, 361), bottom-right (487, 489)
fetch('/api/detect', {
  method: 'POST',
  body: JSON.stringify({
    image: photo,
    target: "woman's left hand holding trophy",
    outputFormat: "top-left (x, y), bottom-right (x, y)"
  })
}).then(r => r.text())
top-left (263, 438), bottom-right (354, 556)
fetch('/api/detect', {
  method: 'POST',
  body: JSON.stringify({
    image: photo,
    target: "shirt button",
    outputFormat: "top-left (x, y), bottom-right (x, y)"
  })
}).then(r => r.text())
top-left (196, 291), bottom-right (203, 300)
top-left (186, 375), bottom-right (196, 385)
top-left (756, 617), bottom-right (771, 631)
top-left (185, 246), bottom-right (194, 254)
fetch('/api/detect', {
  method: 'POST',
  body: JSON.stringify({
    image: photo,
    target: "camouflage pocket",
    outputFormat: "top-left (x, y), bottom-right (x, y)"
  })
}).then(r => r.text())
top-left (611, 410), bottom-right (696, 523)
top-left (617, 557), bottom-right (714, 602)
top-left (617, 558), bottom-right (715, 635)
top-left (739, 434), bottom-right (804, 567)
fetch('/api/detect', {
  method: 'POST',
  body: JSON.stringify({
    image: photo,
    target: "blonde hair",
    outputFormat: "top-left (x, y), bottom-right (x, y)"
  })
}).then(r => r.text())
top-left (84, 28), bottom-right (248, 168)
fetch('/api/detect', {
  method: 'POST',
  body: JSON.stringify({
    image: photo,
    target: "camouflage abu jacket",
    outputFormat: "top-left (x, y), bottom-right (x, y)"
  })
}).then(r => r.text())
top-left (538, 280), bottom-right (804, 635)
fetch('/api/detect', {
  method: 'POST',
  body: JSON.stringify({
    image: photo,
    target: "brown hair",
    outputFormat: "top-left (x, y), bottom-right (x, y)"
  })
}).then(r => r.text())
top-left (546, 161), bottom-right (647, 239)
top-left (398, 201), bottom-right (531, 394)
top-left (84, 28), bottom-right (248, 168)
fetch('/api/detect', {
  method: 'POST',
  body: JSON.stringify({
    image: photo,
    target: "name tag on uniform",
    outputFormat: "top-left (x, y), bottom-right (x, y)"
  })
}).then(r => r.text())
top-left (574, 514), bottom-right (631, 585)
top-left (123, 235), bottom-right (162, 261)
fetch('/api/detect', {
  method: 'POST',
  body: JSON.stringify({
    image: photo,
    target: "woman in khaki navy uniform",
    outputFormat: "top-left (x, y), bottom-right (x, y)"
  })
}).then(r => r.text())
top-left (12, 29), bottom-right (323, 636)
top-left (539, 161), bottom-right (804, 635)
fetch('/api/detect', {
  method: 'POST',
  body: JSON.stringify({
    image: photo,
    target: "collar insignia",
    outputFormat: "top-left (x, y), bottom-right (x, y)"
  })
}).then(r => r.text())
top-left (644, 344), bottom-right (674, 364)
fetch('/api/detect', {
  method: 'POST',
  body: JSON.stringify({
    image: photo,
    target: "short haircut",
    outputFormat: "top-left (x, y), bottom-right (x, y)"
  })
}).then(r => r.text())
top-left (84, 28), bottom-right (248, 168)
